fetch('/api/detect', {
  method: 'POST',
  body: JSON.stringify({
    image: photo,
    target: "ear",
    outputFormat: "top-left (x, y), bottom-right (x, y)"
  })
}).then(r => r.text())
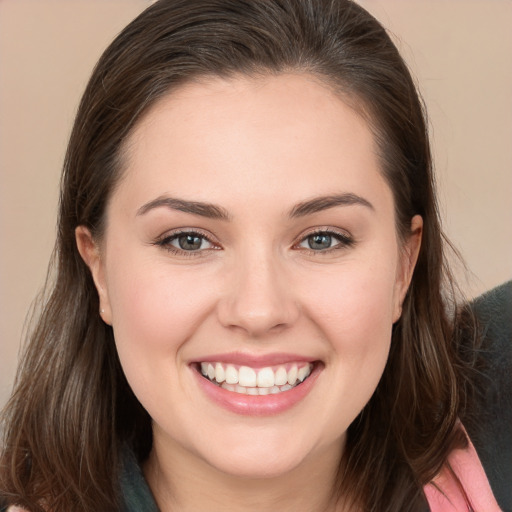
top-left (393, 215), bottom-right (423, 322)
top-left (75, 226), bottom-right (112, 325)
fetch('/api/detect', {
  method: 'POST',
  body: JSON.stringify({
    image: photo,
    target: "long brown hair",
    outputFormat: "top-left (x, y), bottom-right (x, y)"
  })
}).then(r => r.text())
top-left (1, 1), bottom-right (470, 510)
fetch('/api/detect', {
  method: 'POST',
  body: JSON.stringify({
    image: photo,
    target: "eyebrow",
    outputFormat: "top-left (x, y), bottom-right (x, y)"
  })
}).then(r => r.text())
top-left (136, 196), bottom-right (231, 220)
top-left (289, 193), bottom-right (374, 218)
top-left (136, 192), bottom-right (373, 220)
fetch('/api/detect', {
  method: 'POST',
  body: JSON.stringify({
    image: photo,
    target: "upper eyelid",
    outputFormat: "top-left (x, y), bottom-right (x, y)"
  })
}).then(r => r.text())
top-left (295, 227), bottom-right (353, 242)
top-left (152, 229), bottom-right (222, 254)
top-left (156, 228), bottom-right (217, 242)
top-left (293, 228), bottom-right (355, 252)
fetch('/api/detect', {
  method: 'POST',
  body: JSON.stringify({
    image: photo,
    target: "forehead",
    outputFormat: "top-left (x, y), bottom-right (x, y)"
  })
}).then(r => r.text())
top-left (114, 73), bottom-right (391, 215)
top-left (125, 72), bottom-right (371, 153)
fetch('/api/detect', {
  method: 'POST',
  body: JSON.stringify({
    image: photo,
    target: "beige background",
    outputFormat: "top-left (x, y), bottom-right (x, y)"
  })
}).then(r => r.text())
top-left (1, 0), bottom-right (511, 407)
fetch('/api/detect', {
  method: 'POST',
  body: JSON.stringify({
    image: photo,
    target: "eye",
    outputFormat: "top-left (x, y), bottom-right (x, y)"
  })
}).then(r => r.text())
top-left (174, 233), bottom-right (209, 251)
top-left (297, 230), bottom-right (354, 252)
top-left (154, 230), bottom-right (218, 254)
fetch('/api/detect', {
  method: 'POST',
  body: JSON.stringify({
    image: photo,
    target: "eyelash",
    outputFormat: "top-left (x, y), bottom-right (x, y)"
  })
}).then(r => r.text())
top-left (153, 228), bottom-right (355, 256)
top-left (153, 229), bottom-right (219, 257)
top-left (294, 228), bottom-right (355, 254)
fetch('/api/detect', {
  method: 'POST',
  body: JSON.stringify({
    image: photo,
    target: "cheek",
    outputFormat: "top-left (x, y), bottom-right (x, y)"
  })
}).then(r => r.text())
top-left (304, 257), bottom-right (397, 341)
top-left (299, 253), bottom-right (398, 396)
top-left (104, 257), bottom-right (223, 427)
top-left (105, 254), bottom-right (217, 368)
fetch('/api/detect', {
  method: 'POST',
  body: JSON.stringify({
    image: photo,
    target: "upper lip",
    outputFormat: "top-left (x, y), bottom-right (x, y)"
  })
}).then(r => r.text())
top-left (189, 352), bottom-right (318, 367)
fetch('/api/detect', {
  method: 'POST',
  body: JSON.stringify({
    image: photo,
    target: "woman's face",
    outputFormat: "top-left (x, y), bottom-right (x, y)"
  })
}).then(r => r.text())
top-left (79, 73), bottom-right (421, 479)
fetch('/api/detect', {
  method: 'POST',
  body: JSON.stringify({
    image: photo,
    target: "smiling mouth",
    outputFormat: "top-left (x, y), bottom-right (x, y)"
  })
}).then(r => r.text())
top-left (197, 362), bottom-right (315, 396)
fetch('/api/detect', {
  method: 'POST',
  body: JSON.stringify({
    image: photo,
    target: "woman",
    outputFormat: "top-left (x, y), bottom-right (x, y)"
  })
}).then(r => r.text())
top-left (0, 1), bottom-right (505, 511)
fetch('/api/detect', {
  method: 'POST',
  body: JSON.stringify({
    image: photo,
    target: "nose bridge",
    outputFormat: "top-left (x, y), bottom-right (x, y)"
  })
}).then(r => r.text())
top-left (217, 243), bottom-right (298, 336)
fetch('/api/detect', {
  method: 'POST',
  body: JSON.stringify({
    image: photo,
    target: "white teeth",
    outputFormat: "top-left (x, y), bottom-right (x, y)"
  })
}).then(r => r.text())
top-left (274, 366), bottom-right (288, 386)
top-left (287, 365), bottom-right (298, 385)
top-left (220, 381), bottom-right (298, 395)
top-left (225, 365), bottom-right (238, 384)
top-left (215, 363), bottom-right (225, 383)
top-left (257, 367), bottom-right (275, 387)
top-left (200, 361), bottom-right (314, 395)
top-left (239, 366), bottom-right (257, 387)
top-left (207, 363), bottom-right (215, 380)
top-left (298, 365), bottom-right (309, 382)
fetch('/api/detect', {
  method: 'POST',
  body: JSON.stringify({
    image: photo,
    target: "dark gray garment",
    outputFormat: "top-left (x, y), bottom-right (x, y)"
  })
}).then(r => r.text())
top-left (461, 280), bottom-right (512, 511)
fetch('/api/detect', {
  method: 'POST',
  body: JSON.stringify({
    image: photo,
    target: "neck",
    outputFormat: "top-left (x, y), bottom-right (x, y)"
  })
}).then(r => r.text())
top-left (143, 430), bottom-right (351, 512)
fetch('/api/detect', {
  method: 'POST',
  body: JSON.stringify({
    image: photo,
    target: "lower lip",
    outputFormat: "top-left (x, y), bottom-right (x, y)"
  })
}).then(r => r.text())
top-left (193, 363), bottom-right (322, 416)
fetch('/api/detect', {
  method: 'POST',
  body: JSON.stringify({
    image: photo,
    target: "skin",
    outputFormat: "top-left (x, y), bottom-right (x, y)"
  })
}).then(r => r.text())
top-left (77, 73), bottom-right (422, 512)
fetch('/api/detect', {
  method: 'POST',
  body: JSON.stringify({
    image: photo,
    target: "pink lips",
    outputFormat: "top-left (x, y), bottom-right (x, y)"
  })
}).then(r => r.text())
top-left (191, 353), bottom-right (322, 416)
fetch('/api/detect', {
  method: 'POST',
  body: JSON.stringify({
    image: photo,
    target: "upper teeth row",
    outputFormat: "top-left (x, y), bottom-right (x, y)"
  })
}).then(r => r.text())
top-left (200, 362), bottom-right (313, 388)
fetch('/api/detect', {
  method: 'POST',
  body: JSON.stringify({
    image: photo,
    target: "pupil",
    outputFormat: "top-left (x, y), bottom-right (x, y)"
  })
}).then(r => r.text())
top-left (179, 234), bottom-right (202, 250)
top-left (309, 233), bottom-right (331, 250)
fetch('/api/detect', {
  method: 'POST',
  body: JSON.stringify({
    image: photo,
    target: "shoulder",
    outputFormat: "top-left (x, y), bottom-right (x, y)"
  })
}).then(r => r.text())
top-left (461, 281), bottom-right (512, 510)
top-left (426, 422), bottom-right (504, 511)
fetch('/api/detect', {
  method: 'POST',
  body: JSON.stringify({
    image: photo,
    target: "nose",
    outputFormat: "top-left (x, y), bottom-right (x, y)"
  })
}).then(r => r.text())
top-left (216, 249), bottom-right (300, 337)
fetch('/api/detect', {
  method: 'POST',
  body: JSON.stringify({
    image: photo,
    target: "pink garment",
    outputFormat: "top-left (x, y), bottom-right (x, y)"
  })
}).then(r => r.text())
top-left (424, 431), bottom-right (502, 511)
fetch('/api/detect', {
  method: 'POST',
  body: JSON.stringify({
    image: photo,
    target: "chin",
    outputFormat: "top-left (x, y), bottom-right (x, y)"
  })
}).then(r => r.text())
top-left (209, 451), bottom-right (307, 480)
top-left (194, 428), bottom-right (321, 480)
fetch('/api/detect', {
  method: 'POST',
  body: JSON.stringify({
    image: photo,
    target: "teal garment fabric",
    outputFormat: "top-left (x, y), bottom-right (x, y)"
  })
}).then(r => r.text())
top-left (119, 448), bottom-right (160, 512)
